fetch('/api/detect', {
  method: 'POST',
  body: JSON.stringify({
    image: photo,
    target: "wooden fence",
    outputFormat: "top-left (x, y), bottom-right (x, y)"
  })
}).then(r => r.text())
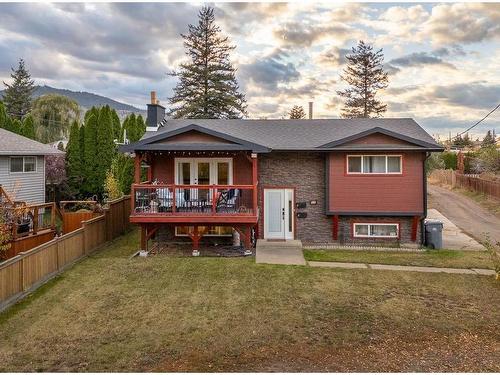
top-left (429, 169), bottom-right (500, 199)
top-left (0, 196), bottom-right (131, 311)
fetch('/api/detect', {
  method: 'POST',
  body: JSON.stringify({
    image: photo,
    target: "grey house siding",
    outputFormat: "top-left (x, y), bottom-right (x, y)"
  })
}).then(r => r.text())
top-left (0, 155), bottom-right (46, 203)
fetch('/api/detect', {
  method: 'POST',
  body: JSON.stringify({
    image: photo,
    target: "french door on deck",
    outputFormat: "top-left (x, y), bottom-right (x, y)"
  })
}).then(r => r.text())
top-left (174, 158), bottom-right (233, 237)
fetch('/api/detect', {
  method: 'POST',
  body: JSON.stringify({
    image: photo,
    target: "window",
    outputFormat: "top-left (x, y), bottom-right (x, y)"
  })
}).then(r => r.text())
top-left (347, 155), bottom-right (402, 174)
top-left (354, 223), bottom-right (399, 238)
top-left (10, 156), bottom-right (37, 173)
top-left (175, 226), bottom-right (232, 237)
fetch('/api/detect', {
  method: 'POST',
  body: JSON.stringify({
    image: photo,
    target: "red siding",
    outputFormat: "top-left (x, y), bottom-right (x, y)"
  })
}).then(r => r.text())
top-left (151, 154), bottom-right (175, 183)
top-left (150, 154), bottom-right (252, 185)
top-left (328, 152), bottom-right (424, 214)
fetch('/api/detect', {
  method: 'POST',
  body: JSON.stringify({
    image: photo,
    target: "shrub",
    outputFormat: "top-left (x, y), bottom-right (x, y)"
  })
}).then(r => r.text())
top-left (441, 152), bottom-right (457, 170)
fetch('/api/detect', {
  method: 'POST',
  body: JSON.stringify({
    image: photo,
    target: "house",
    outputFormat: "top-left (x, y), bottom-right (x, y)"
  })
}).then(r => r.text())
top-left (0, 128), bottom-right (63, 204)
top-left (120, 92), bottom-right (443, 252)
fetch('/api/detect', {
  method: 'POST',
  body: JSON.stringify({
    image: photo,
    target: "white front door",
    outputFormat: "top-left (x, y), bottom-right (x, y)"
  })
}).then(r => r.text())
top-left (264, 189), bottom-right (294, 240)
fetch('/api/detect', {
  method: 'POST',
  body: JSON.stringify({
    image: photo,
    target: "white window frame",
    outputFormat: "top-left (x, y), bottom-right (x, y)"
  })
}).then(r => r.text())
top-left (347, 155), bottom-right (402, 175)
top-left (174, 157), bottom-right (233, 185)
top-left (353, 223), bottom-right (399, 238)
top-left (10, 156), bottom-right (37, 173)
top-left (175, 226), bottom-right (233, 237)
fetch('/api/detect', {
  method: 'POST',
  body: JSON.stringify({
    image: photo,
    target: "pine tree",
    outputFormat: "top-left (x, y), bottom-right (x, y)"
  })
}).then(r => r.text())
top-left (169, 6), bottom-right (247, 119)
top-left (66, 120), bottom-right (83, 195)
top-left (289, 105), bottom-right (306, 119)
top-left (337, 41), bottom-right (389, 118)
top-left (20, 114), bottom-right (36, 139)
top-left (482, 130), bottom-right (496, 148)
top-left (2, 59), bottom-right (35, 120)
top-left (95, 106), bottom-right (116, 197)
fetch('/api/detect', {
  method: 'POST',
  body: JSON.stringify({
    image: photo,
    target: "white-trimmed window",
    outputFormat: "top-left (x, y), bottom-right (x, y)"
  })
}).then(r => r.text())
top-left (354, 223), bottom-right (399, 238)
top-left (175, 226), bottom-right (232, 237)
top-left (347, 155), bottom-right (402, 174)
top-left (10, 156), bottom-right (37, 173)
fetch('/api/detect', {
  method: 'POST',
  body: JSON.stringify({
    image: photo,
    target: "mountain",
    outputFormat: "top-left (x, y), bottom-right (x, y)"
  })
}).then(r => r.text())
top-left (1, 85), bottom-right (146, 117)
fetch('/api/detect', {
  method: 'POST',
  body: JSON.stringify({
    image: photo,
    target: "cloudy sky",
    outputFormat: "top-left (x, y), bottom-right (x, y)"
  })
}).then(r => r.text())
top-left (0, 2), bottom-right (499, 139)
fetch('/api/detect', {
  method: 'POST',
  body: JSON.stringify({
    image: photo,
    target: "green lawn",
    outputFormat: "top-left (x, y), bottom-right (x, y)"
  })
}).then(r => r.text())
top-left (304, 249), bottom-right (494, 269)
top-left (0, 230), bottom-right (499, 372)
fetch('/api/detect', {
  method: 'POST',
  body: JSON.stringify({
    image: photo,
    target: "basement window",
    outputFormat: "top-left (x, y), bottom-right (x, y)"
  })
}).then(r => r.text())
top-left (354, 223), bottom-right (399, 238)
top-left (347, 155), bottom-right (402, 174)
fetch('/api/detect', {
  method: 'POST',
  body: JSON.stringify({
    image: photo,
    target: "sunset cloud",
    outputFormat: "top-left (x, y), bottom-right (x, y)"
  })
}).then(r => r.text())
top-left (0, 2), bottom-right (498, 138)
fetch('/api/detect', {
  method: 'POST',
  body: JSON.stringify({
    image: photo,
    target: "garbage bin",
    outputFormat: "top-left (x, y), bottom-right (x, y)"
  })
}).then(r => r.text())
top-left (425, 219), bottom-right (443, 249)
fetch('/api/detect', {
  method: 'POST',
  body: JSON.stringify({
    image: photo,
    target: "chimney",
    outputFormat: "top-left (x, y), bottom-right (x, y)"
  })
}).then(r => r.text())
top-left (308, 101), bottom-right (313, 120)
top-left (146, 90), bottom-right (165, 131)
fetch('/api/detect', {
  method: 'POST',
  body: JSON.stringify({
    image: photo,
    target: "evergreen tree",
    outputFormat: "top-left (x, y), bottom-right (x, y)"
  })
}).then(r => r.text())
top-left (95, 106), bottom-right (116, 197)
top-left (0, 102), bottom-right (8, 129)
top-left (337, 40), bottom-right (389, 118)
top-left (2, 59), bottom-right (35, 120)
top-left (136, 115), bottom-right (146, 138)
top-left (482, 130), bottom-right (496, 148)
top-left (289, 105), bottom-right (306, 119)
top-left (20, 114), bottom-right (36, 139)
top-left (169, 6), bottom-right (247, 119)
top-left (111, 109), bottom-right (121, 141)
top-left (111, 154), bottom-right (135, 195)
top-left (66, 120), bottom-right (83, 195)
top-left (9, 118), bottom-right (22, 135)
top-left (83, 108), bottom-right (99, 195)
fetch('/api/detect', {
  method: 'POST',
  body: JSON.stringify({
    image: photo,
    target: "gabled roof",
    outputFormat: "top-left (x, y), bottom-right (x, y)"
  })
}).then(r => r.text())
top-left (120, 123), bottom-right (270, 153)
top-left (0, 128), bottom-right (64, 156)
top-left (121, 118), bottom-right (443, 153)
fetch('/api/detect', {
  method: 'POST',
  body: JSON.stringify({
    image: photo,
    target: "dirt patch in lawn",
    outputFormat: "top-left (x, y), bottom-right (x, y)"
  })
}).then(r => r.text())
top-left (0, 230), bottom-right (499, 372)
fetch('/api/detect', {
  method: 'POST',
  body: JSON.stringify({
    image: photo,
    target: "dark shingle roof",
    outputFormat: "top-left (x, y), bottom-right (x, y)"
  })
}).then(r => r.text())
top-left (125, 118), bottom-right (443, 152)
top-left (0, 128), bottom-right (64, 156)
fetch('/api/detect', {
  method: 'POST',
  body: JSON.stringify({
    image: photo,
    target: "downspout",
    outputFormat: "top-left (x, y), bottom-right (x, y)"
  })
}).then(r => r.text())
top-left (421, 152), bottom-right (431, 245)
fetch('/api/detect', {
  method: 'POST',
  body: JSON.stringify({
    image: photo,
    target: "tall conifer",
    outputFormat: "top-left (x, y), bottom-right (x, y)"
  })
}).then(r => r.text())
top-left (2, 59), bottom-right (35, 120)
top-left (169, 6), bottom-right (247, 119)
top-left (337, 41), bottom-right (389, 118)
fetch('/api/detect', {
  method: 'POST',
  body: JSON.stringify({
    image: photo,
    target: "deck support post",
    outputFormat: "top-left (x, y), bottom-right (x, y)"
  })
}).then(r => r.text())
top-left (234, 225), bottom-right (253, 250)
top-left (251, 153), bottom-right (258, 216)
top-left (140, 224), bottom-right (147, 251)
top-left (188, 226), bottom-right (207, 253)
top-left (411, 216), bottom-right (419, 242)
top-left (332, 215), bottom-right (339, 241)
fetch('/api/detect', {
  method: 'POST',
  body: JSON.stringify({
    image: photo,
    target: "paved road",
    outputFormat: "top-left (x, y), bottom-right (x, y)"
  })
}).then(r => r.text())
top-left (427, 184), bottom-right (500, 243)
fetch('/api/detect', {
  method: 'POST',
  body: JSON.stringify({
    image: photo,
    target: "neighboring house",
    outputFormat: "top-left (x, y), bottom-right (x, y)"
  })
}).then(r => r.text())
top-left (0, 128), bottom-right (63, 204)
top-left (121, 93), bottom-right (443, 251)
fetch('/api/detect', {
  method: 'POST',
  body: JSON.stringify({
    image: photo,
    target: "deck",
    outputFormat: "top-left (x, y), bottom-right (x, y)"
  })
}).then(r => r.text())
top-left (130, 183), bottom-right (259, 224)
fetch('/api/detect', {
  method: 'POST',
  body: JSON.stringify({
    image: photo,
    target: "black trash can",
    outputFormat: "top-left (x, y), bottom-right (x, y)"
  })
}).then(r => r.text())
top-left (425, 219), bottom-right (443, 249)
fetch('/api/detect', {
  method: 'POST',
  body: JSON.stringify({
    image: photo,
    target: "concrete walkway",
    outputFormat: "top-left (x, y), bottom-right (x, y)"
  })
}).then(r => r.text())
top-left (308, 261), bottom-right (496, 275)
top-left (427, 208), bottom-right (485, 251)
top-left (255, 239), bottom-right (306, 265)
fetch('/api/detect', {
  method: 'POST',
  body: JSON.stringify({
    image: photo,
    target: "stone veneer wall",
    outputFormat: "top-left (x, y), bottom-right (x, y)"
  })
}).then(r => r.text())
top-left (257, 152), bottom-right (332, 243)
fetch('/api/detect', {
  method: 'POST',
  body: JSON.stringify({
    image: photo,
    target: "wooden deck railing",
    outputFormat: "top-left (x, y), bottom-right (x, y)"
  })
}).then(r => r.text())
top-left (0, 196), bottom-right (131, 312)
top-left (131, 183), bottom-right (257, 217)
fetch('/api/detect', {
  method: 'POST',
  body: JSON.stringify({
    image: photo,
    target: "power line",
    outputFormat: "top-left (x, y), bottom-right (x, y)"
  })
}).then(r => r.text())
top-left (454, 102), bottom-right (500, 139)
